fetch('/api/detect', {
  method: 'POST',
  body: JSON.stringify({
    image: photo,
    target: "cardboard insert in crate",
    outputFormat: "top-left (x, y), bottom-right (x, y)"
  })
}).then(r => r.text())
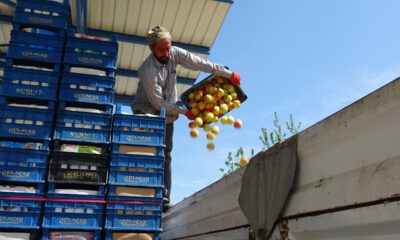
top-left (8, 30), bottom-right (65, 63)
top-left (42, 229), bottom-right (102, 240)
top-left (54, 111), bottom-right (112, 143)
top-left (64, 31), bottom-right (118, 69)
top-left (105, 231), bottom-right (161, 240)
top-left (53, 139), bottom-right (109, 155)
top-left (107, 186), bottom-right (163, 202)
top-left (111, 143), bottom-right (164, 157)
top-left (112, 111), bottom-right (165, 147)
top-left (42, 200), bottom-right (104, 230)
top-left (0, 230), bottom-right (40, 240)
top-left (46, 182), bottom-right (105, 199)
top-left (0, 182), bottom-right (44, 197)
top-left (0, 103), bottom-right (54, 140)
top-left (109, 155), bottom-right (163, 187)
top-left (180, 74), bottom-right (248, 120)
top-left (59, 72), bottom-right (115, 105)
top-left (105, 201), bottom-right (162, 231)
top-left (0, 146), bottom-right (48, 183)
top-left (14, 0), bottom-right (70, 30)
top-left (1, 66), bottom-right (60, 100)
top-left (48, 151), bottom-right (107, 185)
top-left (0, 197), bottom-right (43, 229)
top-left (57, 100), bottom-right (114, 115)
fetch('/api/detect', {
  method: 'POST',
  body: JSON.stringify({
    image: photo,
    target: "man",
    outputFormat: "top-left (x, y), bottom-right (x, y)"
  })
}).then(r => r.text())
top-left (132, 26), bottom-right (241, 212)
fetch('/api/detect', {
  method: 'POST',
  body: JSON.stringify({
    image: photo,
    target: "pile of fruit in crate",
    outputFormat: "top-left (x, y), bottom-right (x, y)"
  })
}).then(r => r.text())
top-left (182, 75), bottom-right (247, 151)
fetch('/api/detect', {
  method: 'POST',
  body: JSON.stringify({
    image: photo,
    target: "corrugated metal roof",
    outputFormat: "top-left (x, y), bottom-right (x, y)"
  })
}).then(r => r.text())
top-left (0, 0), bottom-right (232, 101)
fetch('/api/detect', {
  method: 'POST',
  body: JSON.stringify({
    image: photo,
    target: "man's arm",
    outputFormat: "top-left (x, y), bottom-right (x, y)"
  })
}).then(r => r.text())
top-left (139, 67), bottom-right (186, 115)
top-left (174, 47), bottom-right (233, 78)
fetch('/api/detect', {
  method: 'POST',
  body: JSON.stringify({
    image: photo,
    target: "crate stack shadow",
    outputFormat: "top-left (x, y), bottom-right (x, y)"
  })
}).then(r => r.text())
top-left (41, 26), bottom-right (118, 240)
top-left (0, 0), bottom-right (70, 239)
top-left (105, 109), bottom-right (166, 240)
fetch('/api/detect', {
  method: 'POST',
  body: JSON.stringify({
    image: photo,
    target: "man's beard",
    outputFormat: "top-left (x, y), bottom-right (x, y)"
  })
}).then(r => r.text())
top-left (156, 56), bottom-right (170, 64)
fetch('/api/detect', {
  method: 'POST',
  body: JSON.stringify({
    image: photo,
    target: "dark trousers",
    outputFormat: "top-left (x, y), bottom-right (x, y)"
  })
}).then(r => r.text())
top-left (164, 123), bottom-right (174, 203)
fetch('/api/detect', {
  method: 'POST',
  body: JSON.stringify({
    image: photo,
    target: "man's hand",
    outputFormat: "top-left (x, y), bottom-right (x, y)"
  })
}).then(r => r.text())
top-left (229, 72), bottom-right (241, 86)
top-left (185, 111), bottom-right (196, 120)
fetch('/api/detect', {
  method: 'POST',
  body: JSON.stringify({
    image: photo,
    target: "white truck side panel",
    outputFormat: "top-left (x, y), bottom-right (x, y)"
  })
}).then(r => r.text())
top-left (270, 201), bottom-right (400, 240)
top-left (163, 79), bottom-right (400, 239)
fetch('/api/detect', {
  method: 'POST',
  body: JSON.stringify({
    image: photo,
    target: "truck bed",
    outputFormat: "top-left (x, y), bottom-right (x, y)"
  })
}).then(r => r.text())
top-left (162, 78), bottom-right (400, 240)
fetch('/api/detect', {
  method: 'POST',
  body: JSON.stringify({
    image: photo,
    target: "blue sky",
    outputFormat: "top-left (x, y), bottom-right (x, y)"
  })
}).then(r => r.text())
top-left (170, 0), bottom-right (400, 204)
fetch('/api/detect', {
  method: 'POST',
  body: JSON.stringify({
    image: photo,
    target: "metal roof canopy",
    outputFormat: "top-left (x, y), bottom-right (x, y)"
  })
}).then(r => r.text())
top-left (0, 0), bottom-right (233, 104)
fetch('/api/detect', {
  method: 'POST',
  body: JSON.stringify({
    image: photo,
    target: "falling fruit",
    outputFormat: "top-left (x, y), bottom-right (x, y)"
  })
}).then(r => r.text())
top-left (203, 124), bottom-right (211, 132)
top-left (234, 119), bottom-right (243, 129)
top-left (189, 122), bottom-right (196, 129)
top-left (227, 116), bottom-right (235, 125)
top-left (221, 116), bottom-right (228, 124)
top-left (206, 142), bottom-right (215, 151)
top-left (194, 117), bottom-right (203, 127)
top-left (206, 132), bottom-right (215, 141)
top-left (183, 76), bottom-right (245, 151)
top-left (190, 129), bottom-right (199, 138)
top-left (240, 156), bottom-right (249, 166)
top-left (211, 125), bottom-right (220, 135)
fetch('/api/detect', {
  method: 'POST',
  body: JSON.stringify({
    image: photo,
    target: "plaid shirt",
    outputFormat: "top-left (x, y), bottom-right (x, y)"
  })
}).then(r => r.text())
top-left (132, 46), bottom-right (232, 123)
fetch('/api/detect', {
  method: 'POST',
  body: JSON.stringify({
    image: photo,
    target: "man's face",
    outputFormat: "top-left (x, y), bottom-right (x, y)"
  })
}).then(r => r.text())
top-left (150, 39), bottom-right (171, 64)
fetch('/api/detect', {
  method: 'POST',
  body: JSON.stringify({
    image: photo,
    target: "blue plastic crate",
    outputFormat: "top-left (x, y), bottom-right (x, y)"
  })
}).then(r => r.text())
top-left (0, 104), bottom-right (54, 140)
top-left (42, 200), bottom-right (104, 230)
top-left (14, 0), bottom-right (70, 30)
top-left (0, 198), bottom-right (43, 229)
top-left (42, 229), bottom-right (102, 240)
top-left (108, 155), bottom-right (164, 187)
top-left (107, 185), bottom-right (163, 202)
top-left (112, 112), bottom-right (165, 146)
top-left (111, 154), bottom-right (164, 169)
top-left (105, 201), bottom-right (162, 231)
top-left (59, 72), bottom-right (115, 105)
top-left (105, 230), bottom-right (161, 240)
top-left (113, 110), bottom-right (165, 128)
top-left (1, 66), bottom-right (60, 100)
top-left (112, 128), bottom-right (165, 147)
top-left (0, 146), bottom-right (48, 183)
top-left (111, 143), bottom-right (165, 157)
top-left (46, 183), bottom-right (105, 199)
top-left (8, 30), bottom-right (65, 63)
top-left (64, 32), bottom-right (118, 69)
top-left (54, 111), bottom-right (112, 143)
top-left (48, 152), bottom-right (108, 185)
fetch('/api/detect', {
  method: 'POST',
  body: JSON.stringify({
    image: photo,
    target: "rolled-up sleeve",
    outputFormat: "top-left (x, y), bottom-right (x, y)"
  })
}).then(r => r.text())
top-left (174, 47), bottom-right (233, 78)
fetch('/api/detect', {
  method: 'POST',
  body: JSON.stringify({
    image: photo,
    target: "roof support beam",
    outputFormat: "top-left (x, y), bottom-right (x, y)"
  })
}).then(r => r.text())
top-left (0, 14), bottom-right (210, 55)
top-left (0, 0), bottom-right (16, 8)
top-left (0, 14), bottom-right (12, 24)
top-left (86, 28), bottom-right (210, 55)
top-left (75, 0), bottom-right (87, 34)
top-left (213, 0), bottom-right (234, 3)
top-left (117, 68), bottom-right (196, 85)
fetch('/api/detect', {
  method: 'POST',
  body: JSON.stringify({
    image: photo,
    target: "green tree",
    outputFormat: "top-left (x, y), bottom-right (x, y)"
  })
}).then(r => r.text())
top-left (220, 112), bottom-right (301, 176)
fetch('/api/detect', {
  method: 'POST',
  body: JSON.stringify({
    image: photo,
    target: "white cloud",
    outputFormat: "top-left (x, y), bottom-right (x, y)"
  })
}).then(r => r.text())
top-left (321, 64), bottom-right (400, 111)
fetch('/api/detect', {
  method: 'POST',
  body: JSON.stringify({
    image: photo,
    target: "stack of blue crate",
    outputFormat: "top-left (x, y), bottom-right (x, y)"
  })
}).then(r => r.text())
top-left (0, 0), bottom-right (70, 237)
top-left (43, 28), bottom-right (118, 240)
top-left (105, 109), bottom-right (166, 240)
